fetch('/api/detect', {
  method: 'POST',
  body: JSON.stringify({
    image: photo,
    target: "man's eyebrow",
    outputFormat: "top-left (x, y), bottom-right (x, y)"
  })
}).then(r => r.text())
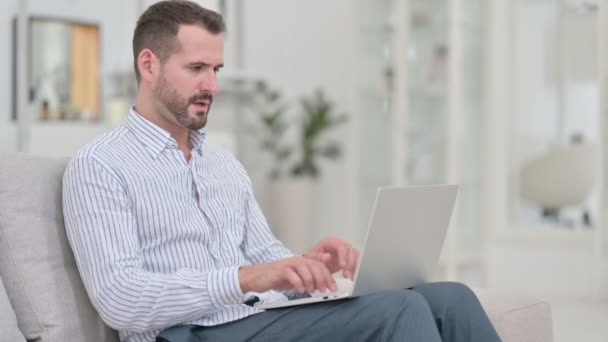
top-left (187, 62), bottom-right (224, 68)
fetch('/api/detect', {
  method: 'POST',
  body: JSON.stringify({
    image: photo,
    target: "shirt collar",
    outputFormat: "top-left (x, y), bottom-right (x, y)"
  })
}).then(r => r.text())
top-left (124, 107), bottom-right (207, 159)
top-left (189, 128), bottom-right (207, 154)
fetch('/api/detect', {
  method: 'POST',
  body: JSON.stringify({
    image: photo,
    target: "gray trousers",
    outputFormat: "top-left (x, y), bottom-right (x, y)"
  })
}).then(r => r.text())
top-left (157, 282), bottom-right (501, 342)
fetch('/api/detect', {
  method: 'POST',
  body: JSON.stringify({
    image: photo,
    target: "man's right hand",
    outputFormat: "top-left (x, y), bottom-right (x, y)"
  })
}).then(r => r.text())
top-left (238, 256), bottom-right (337, 294)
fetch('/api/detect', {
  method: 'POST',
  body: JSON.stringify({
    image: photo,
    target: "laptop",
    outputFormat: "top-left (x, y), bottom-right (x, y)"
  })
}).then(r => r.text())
top-left (255, 184), bottom-right (458, 310)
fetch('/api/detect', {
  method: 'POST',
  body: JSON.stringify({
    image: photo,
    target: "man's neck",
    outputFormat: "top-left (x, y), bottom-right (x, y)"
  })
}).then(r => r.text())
top-left (135, 95), bottom-right (193, 160)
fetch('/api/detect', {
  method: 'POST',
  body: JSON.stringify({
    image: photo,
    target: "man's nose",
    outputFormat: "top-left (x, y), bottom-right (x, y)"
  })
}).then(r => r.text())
top-left (199, 71), bottom-right (219, 94)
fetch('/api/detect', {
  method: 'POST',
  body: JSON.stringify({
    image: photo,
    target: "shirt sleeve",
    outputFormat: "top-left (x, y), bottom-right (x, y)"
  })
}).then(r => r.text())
top-left (62, 155), bottom-right (244, 333)
top-left (236, 169), bottom-right (314, 300)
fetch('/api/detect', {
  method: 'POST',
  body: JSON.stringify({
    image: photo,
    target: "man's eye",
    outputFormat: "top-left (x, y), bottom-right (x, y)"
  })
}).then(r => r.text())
top-left (214, 68), bottom-right (221, 73)
top-left (190, 66), bottom-right (203, 72)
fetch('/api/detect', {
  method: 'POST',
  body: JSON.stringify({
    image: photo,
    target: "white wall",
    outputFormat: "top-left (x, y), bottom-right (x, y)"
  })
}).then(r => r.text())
top-left (488, 236), bottom-right (603, 298)
top-left (0, 125), bottom-right (17, 152)
top-left (240, 0), bottom-right (359, 242)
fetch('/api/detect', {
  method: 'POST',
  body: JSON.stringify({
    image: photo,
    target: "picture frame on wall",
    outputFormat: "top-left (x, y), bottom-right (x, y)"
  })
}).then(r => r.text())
top-left (11, 16), bottom-right (101, 122)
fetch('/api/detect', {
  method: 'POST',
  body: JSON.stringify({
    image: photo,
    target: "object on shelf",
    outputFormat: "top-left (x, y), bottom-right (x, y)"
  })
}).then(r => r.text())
top-left (520, 141), bottom-right (596, 226)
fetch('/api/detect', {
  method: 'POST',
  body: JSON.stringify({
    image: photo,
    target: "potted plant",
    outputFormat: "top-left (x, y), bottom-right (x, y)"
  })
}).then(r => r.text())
top-left (290, 89), bottom-right (348, 178)
top-left (247, 81), bottom-right (292, 180)
top-left (248, 83), bottom-right (348, 252)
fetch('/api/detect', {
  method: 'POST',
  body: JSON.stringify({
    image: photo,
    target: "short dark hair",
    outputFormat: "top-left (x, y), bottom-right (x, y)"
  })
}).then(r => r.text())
top-left (132, 0), bottom-right (225, 83)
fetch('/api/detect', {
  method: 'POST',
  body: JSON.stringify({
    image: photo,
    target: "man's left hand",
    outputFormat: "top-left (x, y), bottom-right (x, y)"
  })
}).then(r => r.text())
top-left (304, 236), bottom-right (360, 279)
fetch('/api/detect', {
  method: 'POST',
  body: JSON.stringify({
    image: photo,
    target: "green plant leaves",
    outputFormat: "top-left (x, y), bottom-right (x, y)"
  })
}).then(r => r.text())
top-left (248, 84), bottom-right (348, 179)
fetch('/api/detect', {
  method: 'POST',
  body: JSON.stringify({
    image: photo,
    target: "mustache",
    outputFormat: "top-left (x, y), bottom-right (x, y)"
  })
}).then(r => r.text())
top-left (188, 93), bottom-right (213, 104)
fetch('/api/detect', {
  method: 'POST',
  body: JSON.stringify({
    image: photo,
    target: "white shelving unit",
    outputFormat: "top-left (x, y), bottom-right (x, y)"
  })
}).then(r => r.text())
top-left (484, 0), bottom-right (607, 299)
top-left (356, 0), bottom-right (486, 284)
top-left (357, 0), bottom-right (607, 297)
top-left (599, 0), bottom-right (608, 263)
top-left (594, 0), bottom-right (607, 296)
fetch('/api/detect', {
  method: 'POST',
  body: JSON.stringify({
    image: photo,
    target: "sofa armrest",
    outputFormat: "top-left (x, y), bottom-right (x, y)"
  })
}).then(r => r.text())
top-left (474, 288), bottom-right (554, 342)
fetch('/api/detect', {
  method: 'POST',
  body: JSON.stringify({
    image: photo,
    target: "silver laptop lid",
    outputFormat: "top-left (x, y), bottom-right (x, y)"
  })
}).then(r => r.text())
top-left (351, 185), bottom-right (458, 297)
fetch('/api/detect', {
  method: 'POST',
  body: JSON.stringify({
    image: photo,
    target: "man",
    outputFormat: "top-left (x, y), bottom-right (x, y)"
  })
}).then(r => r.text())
top-left (62, 1), bottom-right (501, 341)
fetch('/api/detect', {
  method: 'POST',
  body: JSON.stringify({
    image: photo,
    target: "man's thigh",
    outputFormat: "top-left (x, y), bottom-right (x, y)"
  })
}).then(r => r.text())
top-left (158, 289), bottom-right (438, 342)
top-left (410, 281), bottom-right (501, 342)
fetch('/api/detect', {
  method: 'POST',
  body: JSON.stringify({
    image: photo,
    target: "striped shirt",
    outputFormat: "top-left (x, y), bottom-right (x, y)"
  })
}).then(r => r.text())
top-left (62, 108), bottom-right (294, 342)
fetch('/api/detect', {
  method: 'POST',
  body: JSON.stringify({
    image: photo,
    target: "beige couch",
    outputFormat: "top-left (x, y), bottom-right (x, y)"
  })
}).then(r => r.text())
top-left (0, 153), bottom-right (554, 341)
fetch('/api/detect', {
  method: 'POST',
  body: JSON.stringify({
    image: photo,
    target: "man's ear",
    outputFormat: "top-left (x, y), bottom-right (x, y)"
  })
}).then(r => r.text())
top-left (137, 48), bottom-right (159, 83)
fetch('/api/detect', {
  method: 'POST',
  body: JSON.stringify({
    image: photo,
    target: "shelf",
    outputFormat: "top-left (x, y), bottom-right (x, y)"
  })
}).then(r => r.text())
top-left (492, 224), bottom-right (596, 249)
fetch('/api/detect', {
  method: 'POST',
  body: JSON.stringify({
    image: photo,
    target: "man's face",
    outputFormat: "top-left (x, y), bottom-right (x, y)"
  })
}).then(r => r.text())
top-left (153, 24), bottom-right (224, 131)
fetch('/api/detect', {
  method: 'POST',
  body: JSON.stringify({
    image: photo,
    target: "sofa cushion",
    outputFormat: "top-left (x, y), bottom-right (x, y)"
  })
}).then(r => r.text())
top-left (0, 153), bottom-right (118, 342)
top-left (475, 289), bottom-right (554, 342)
top-left (0, 274), bottom-right (26, 342)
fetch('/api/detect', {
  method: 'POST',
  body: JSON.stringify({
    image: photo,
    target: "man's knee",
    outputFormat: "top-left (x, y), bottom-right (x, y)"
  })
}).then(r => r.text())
top-left (436, 281), bottom-right (475, 297)
top-left (372, 289), bottom-right (433, 317)
top-left (414, 281), bottom-right (479, 310)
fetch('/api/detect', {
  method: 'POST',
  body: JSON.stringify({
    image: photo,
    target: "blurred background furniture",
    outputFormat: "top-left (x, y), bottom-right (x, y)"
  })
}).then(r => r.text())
top-left (520, 142), bottom-right (596, 225)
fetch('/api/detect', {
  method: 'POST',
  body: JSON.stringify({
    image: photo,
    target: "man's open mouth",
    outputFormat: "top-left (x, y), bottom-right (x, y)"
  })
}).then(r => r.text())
top-left (192, 100), bottom-right (209, 108)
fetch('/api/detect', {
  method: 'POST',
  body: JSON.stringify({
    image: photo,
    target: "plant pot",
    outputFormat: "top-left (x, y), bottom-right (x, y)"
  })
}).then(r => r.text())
top-left (268, 177), bottom-right (319, 254)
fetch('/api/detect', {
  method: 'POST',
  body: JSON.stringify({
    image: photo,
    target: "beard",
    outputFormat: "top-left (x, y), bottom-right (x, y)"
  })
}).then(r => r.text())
top-left (154, 73), bottom-right (213, 131)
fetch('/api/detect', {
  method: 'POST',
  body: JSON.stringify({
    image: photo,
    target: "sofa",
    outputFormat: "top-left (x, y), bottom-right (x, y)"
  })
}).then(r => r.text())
top-left (0, 153), bottom-right (554, 341)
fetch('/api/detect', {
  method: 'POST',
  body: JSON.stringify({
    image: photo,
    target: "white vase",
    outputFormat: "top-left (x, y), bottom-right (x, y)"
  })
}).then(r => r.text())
top-left (268, 177), bottom-right (319, 254)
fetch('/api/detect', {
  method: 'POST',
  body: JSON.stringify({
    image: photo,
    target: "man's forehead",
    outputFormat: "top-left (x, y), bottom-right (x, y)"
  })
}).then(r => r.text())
top-left (173, 24), bottom-right (223, 60)
top-left (176, 24), bottom-right (223, 44)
